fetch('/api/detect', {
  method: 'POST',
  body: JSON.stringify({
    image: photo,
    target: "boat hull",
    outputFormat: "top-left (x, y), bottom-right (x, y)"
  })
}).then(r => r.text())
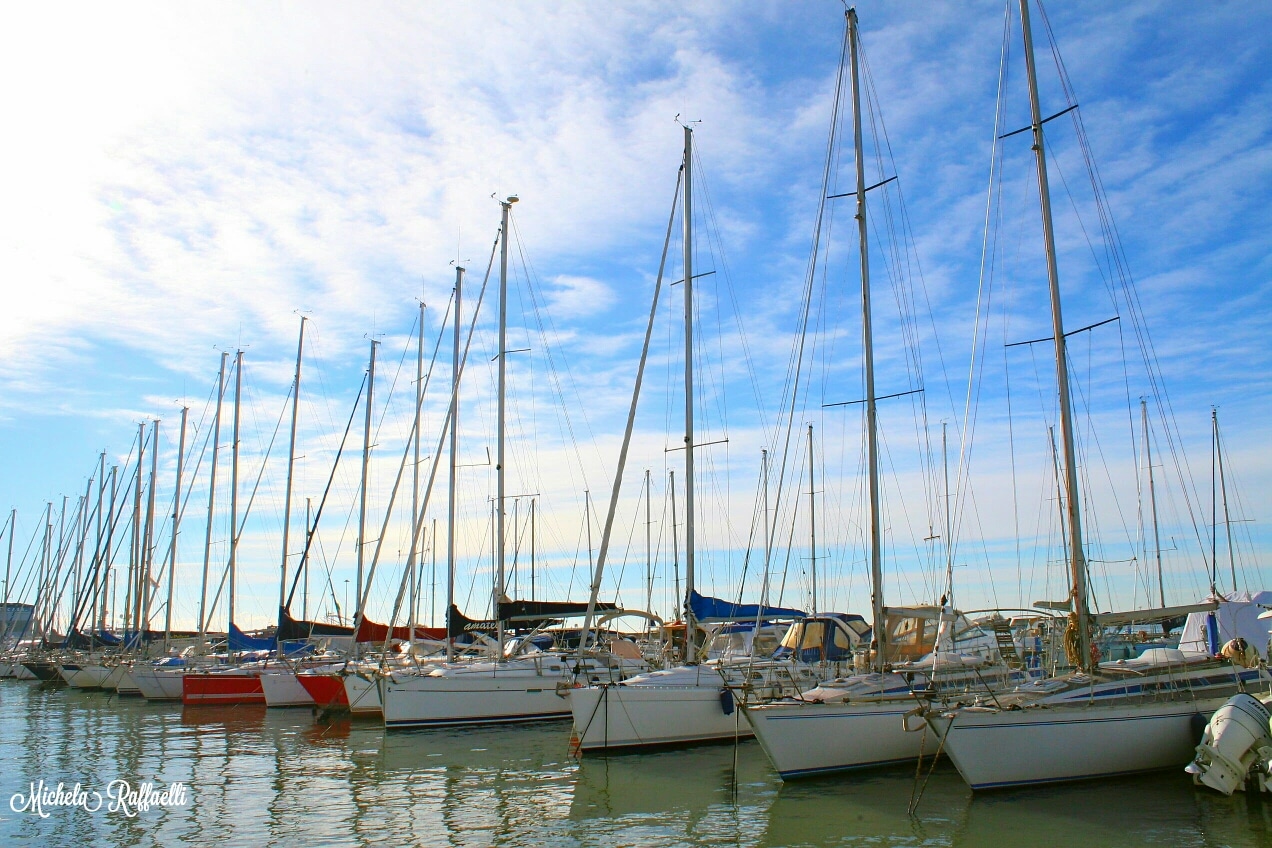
top-left (22, 660), bottom-right (61, 681)
top-left (383, 665), bottom-right (573, 729)
top-left (343, 671), bottom-right (383, 716)
top-left (570, 683), bottom-right (751, 751)
top-left (58, 663), bottom-right (91, 687)
top-left (182, 671), bottom-right (264, 706)
top-left (260, 669), bottom-right (315, 707)
top-left (131, 667), bottom-right (186, 700)
top-left (102, 664), bottom-right (130, 691)
top-left (744, 699), bottom-right (936, 778)
top-left (67, 664), bottom-right (113, 690)
top-left (298, 672), bottom-right (348, 711)
top-left (928, 697), bottom-right (1225, 790)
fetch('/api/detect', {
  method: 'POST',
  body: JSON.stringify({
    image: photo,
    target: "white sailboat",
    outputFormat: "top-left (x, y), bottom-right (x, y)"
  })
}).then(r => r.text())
top-left (567, 126), bottom-right (874, 752)
top-left (570, 611), bottom-right (870, 752)
top-left (922, 0), bottom-right (1265, 790)
top-left (737, 9), bottom-right (1037, 780)
top-left (382, 199), bottom-right (645, 730)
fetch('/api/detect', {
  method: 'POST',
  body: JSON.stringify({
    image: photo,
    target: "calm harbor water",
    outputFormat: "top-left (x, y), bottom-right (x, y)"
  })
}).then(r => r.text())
top-left (2, 680), bottom-right (1270, 847)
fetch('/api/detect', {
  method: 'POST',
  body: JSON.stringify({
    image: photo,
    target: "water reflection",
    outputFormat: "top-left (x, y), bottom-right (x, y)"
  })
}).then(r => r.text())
top-left (1, 681), bottom-right (1271, 847)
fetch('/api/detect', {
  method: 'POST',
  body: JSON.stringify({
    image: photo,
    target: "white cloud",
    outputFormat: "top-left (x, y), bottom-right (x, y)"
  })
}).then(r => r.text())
top-left (0, 1), bottom-right (1270, 624)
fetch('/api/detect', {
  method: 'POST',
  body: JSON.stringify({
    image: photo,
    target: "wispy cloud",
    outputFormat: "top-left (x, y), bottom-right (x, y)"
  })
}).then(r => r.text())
top-left (0, 1), bottom-right (1269, 626)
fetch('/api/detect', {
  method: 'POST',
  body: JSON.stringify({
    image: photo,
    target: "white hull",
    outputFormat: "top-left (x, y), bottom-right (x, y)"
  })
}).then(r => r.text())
top-left (102, 664), bottom-right (129, 690)
top-left (130, 666), bottom-right (186, 700)
top-left (570, 682), bottom-right (750, 750)
top-left (115, 666), bottom-right (142, 695)
top-left (11, 664), bottom-right (36, 680)
top-left (260, 669), bottom-right (315, 707)
top-left (69, 664), bottom-right (113, 689)
top-left (0, 663), bottom-right (11, 678)
top-left (928, 696), bottom-right (1228, 789)
top-left (745, 699), bottom-right (936, 778)
top-left (344, 671), bottom-right (384, 716)
top-left (59, 664), bottom-right (99, 688)
top-left (383, 659), bottom-right (580, 729)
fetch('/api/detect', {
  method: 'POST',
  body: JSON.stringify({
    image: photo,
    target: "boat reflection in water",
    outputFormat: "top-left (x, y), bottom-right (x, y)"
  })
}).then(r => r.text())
top-left (3, 681), bottom-right (1272, 846)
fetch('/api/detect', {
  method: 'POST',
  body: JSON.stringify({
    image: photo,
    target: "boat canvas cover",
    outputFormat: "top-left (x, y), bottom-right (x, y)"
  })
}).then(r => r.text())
top-left (447, 604), bottom-right (496, 638)
top-left (229, 622), bottom-right (276, 653)
top-left (354, 617), bottom-right (447, 643)
top-left (276, 606), bottom-right (355, 641)
top-left (497, 599), bottom-right (616, 621)
top-left (688, 589), bottom-right (806, 623)
top-left (1178, 591), bottom-right (1272, 658)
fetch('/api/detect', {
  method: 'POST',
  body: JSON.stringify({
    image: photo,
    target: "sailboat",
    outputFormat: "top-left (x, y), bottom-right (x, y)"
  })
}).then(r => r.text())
top-left (381, 198), bottom-right (646, 730)
top-left (566, 126), bottom-right (874, 753)
top-left (180, 349), bottom-right (271, 706)
top-left (132, 353), bottom-right (230, 700)
top-left (740, 8), bottom-right (1031, 779)
top-left (921, 0), bottom-right (1267, 790)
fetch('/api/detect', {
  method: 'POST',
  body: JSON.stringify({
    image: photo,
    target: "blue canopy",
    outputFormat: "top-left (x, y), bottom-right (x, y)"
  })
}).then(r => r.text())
top-left (121, 630), bottom-right (161, 649)
top-left (688, 590), bottom-right (806, 623)
top-left (228, 622), bottom-right (275, 653)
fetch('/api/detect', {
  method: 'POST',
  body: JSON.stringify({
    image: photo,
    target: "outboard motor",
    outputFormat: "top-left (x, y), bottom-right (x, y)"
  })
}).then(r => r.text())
top-left (1186, 693), bottom-right (1272, 795)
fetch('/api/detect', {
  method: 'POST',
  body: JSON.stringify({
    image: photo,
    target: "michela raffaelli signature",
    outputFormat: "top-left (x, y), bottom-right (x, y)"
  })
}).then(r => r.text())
top-left (10, 780), bottom-right (189, 818)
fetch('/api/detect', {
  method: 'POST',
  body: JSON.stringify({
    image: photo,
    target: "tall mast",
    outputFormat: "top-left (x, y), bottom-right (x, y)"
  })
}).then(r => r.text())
top-left (1210, 409), bottom-right (1218, 596)
top-left (199, 352), bottom-right (227, 639)
top-left (682, 124), bottom-right (697, 664)
top-left (142, 419), bottom-right (159, 636)
top-left (512, 501), bottom-right (519, 597)
top-left (101, 468), bottom-right (117, 631)
top-left (1215, 409), bottom-right (1236, 593)
top-left (303, 498), bottom-right (312, 621)
top-left (1141, 400), bottom-right (1164, 607)
top-left (585, 495), bottom-right (593, 599)
top-left (847, 8), bottom-right (886, 672)
top-left (1049, 426), bottom-right (1070, 564)
top-left (280, 317), bottom-right (306, 622)
top-left (430, 516), bottom-right (437, 628)
top-left (762, 449), bottom-right (771, 610)
top-left (645, 470), bottom-right (653, 615)
top-left (670, 470), bottom-right (680, 631)
top-left (1019, 0), bottom-right (1090, 670)
top-left (128, 424), bottom-right (144, 637)
top-left (93, 454), bottom-right (105, 636)
top-left (165, 407), bottom-right (188, 644)
top-left (447, 265), bottom-right (464, 662)
top-left (412, 301), bottom-right (424, 638)
top-left (2, 508), bottom-right (13, 642)
top-left (71, 487), bottom-right (87, 638)
top-left (39, 503), bottom-right (50, 641)
top-left (943, 422), bottom-right (954, 604)
top-left (496, 195), bottom-right (517, 657)
top-left (808, 425), bottom-right (818, 614)
top-left (227, 350), bottom-right (244, 640)
top-left (70, 490), bottom-right (85, 639)
top-left (357, 338), bottom-right (378, 620)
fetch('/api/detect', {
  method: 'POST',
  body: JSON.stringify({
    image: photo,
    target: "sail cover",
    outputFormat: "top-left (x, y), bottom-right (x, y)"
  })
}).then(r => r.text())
top-left (447, 605), bottom-right (497, 638)
top-left (276, 606), bottom-right (355, 641)
top-left (688, 589), bottom-right (806, 623)
top-left (497, 599), bottom-right (616, 621)
top-left (228, 622), bottom-right (275, 653)
top-left (355, 617), bottom-right (447, 643)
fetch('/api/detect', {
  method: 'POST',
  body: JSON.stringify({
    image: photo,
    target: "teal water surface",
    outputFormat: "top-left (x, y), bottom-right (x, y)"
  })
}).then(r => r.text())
top-left (1, 680), bottom-right (1270, 846)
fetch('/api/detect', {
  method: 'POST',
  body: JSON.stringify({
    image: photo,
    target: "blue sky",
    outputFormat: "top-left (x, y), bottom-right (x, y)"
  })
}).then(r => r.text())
top-left (0, 1), bottom-right (1268, 633)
